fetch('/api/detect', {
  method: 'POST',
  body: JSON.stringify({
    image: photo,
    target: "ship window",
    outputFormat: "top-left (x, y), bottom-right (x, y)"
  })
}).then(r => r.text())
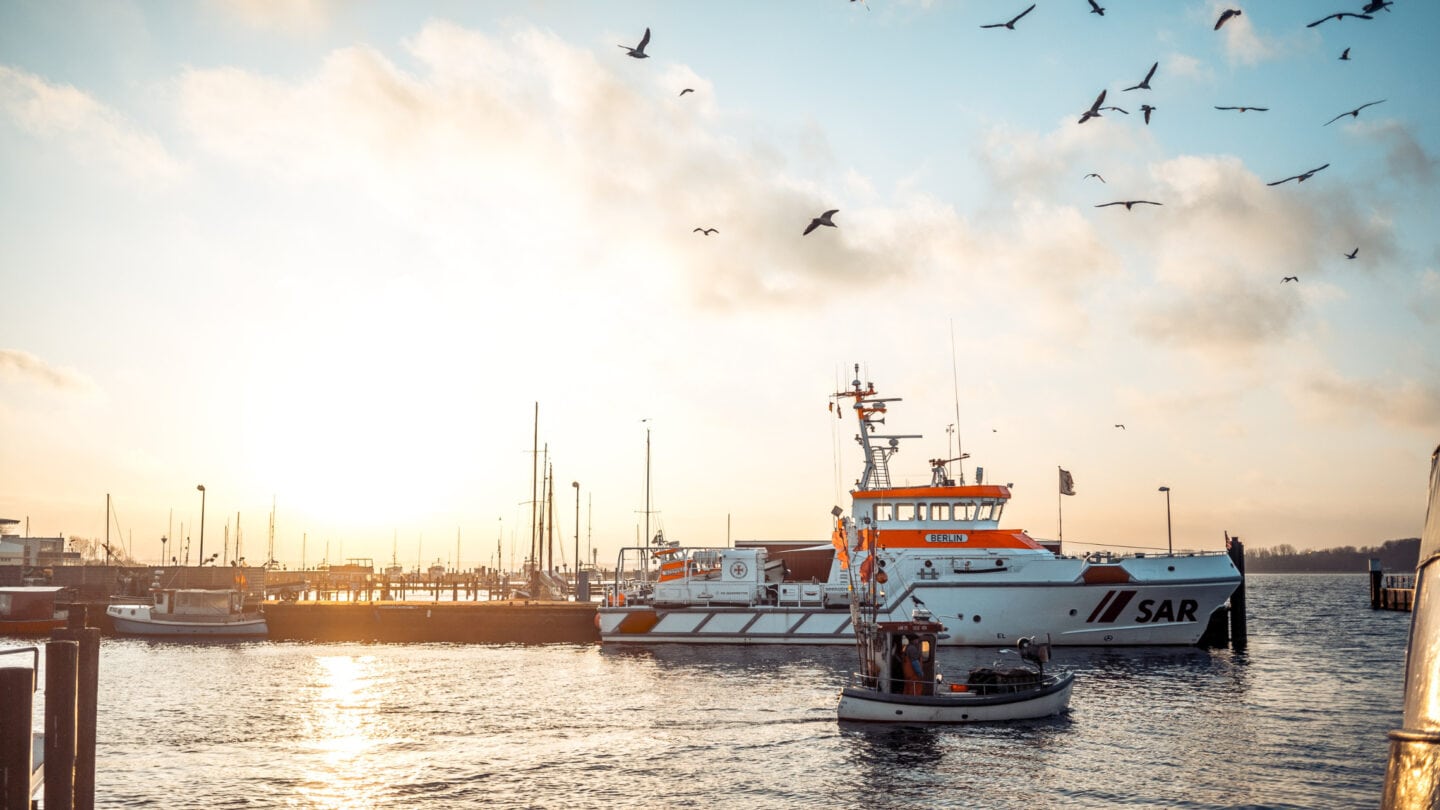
top-left (916, 504), bottom-right (928, 521)
top-left (930, 503), bottom-right (949, 521)
top-left (875, 504), bottom-right (894, 521)
top-left (993, 503), bottom-right (1004, 521)
top-left (978, 501), bottom-right (995, 520)
top-left (897, 504), bottom-right (916, 521)
top-left (957, 502), bottom-right (975, 520)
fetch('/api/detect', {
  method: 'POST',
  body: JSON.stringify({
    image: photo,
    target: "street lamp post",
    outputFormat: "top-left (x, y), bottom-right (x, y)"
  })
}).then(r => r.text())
top-left (196, 484), bottom-right (207, 567)
top-left (160, 535), bottom-right (167, 567)
top-left (1158, 486), bottom-right (1172, 555)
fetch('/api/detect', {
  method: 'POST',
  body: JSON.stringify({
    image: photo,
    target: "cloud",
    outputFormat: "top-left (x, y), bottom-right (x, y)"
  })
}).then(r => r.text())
top-left (0, 349), bottom-right (96, 393)
top-left (1125, 155), bottom-right (1376, 358)
top-left (0, 66), bottom-right (183, 184)
top-left (1208, 2), bottom-right (1281, 66)
top-left (1164, 52), bottom-right (1214, 84)
top-left (174, 21), bottom-right (985, 313)
top-left (1413, 270), bottom-right (1440, 325)
top-left (1298, 370), bottom-right (1440, 433)
top-left (209, 0), bottom-right (337, 34)
top-left (1353, 119), bottom-right (1438, 188)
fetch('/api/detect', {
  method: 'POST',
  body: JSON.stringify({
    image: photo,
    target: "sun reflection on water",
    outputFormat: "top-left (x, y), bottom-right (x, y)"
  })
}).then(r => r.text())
top-left (295, 654), bottom-right (387, 809)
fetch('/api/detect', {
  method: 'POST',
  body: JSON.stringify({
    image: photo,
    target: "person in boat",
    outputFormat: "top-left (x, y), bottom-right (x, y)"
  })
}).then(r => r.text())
top-left (902, 635), bottom-right (925, 696)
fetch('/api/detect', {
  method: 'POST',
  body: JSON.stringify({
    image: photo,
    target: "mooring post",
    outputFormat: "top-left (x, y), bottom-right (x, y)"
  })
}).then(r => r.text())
top-left (53, 606), bottom-right (100, 810)
top-left (1370, 559), bottom-right (1384, 610)
top-left (44, 639), bottom-right (78, 810)
top-left (1228, 536), bottom-right (1248, 650)
top-left (0, 663), bottom-right (35, 810)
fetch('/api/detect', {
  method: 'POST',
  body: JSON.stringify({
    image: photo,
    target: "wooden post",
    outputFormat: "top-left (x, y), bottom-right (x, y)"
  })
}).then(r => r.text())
top-left (52, 617), bottom-right (100, 810)
top-left (44, 640), bottom-right (78, 810)
top-left (1370, 559), bottom-right (1384, 610)
top-left (0, 665), bottom-right (34, 810)
top-left (1228, 537), bottom-right (1248, 650)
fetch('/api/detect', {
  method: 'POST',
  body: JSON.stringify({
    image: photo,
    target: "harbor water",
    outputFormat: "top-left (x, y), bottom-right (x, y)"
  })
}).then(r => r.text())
top-left (4, 573), bottom-right (1412, 808)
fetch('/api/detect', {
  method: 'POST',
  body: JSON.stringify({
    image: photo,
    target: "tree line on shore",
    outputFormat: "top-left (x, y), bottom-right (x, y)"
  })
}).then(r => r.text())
top-left (1244, 537), bottom-right (1420, 573)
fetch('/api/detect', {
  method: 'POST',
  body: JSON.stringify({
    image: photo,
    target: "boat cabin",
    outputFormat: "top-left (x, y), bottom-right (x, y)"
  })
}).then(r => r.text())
top-left (0, 586), bottom-right (66, 621)
top-left (868, 619), bottom-right (943, 696)
top-left (153, 589), bottom-right (245, 617)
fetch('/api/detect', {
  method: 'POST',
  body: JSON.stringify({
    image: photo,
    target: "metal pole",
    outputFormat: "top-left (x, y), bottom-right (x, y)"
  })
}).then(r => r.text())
top-left (196, 485), bottom-right (206, 567)
top-left (1159, 486), bottom-right (1172, 555)
top-left (572, 481), bottom-right (580, 576)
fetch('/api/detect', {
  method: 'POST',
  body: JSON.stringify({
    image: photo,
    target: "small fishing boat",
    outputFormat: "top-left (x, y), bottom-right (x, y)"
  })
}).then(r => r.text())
top-left (837, 614), bottom-right (1074, 723)
top-left (106, 588), bottom-right (266, 637)
top-left (0, 586), bottom-right (69, 636)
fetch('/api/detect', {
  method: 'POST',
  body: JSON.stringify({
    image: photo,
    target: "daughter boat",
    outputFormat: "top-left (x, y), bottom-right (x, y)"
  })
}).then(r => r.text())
top-left (598, 368), bottom-right (1241, 647)
top-left (837, 613), bottom-right (1073, 723)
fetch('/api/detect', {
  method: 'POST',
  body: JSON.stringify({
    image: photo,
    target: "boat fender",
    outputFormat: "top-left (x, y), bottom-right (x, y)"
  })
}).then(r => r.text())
top-left (594, 613), bottom-right (601, 630)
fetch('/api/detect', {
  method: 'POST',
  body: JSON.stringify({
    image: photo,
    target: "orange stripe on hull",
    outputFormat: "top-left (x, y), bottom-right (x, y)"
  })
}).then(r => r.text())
top-left (617, 610), bottom-right (661, 634)
top-left (1082, 565), bottom-right (1134, 584)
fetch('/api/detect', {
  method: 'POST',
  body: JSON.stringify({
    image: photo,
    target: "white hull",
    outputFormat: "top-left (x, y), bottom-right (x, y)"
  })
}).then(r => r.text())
top-left (837, 673), bottom-right (1074, 723)
top-left (107, 605), bottom-right (267, 638)
top-left (601, 567), bottom-right (1238, 646)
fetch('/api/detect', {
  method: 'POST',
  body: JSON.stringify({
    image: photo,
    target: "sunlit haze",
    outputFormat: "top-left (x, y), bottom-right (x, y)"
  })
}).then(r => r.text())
top-left (2, 1), bottom-right (1437, 570)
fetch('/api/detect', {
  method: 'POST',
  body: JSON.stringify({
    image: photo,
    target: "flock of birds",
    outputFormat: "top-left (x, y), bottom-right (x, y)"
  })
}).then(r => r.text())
top-left (1053, 2), bottom-right (1395, 282)
top-left (621, 0), bottom-right (1398, 273)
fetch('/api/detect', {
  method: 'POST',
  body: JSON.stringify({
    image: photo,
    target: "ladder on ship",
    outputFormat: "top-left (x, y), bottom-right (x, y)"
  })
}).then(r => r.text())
top-left (867, 446), bottom-right (892, 490)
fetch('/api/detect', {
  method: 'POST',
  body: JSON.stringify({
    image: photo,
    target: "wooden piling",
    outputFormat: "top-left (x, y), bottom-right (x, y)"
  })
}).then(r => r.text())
top-left (1371, 558), bottom-right (1384, 609)
top-left (52, 606), bottom-right (100, 810)
top-left (44, 640), bottom-right (78, 810)
top-left (1228, 537), bottom-right (1248, 650)
top-left (0, 665), bottom-right (35, 810)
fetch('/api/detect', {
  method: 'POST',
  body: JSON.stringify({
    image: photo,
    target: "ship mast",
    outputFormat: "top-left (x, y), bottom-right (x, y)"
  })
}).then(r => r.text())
top-left (832, 365), bottom-right (920, 491)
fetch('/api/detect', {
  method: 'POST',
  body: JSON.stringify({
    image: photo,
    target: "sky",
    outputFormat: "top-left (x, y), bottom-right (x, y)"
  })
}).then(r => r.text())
top-left (1, 0), bottom-right (1437, 571)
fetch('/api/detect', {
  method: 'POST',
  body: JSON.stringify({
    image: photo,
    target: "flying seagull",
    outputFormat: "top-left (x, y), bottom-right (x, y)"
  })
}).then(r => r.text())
top-left (1345, 248), bottom-right (1359, 259)
top-left (1078, 89), bottom-right (1107, 124)
top-left (1362, 1), bottom-right (1393, 12)
top-left (1281, 276), bottom-right (1299, 283)
top-left (1124, 62), bottom-right (1158, 92)
top-left (1114, 424), bottom-right (1126, 429)
top-left (1099, 105), bottom-right (1129, 115)
top-left (1216, 106), bottom-right (1268, 112)
top-left (619, 27), bottom-right (651, 58)
top-left (1214, 9), bottom-right (1242, 30)
top-left (804, 209), bottom-right (838, 236)
top-left (1084, 173), bottom-right (1105, 183)
top-left (1088, 0), bottom-right (1106, 16)
top-left (1307, 12), bottom-right (1373, 27)
top-left (1324, 100), bottom-right (1384, 126)
top-left (1339, 48), bottom-right (1351, 61)
top-left (1096, 200), bottom-right (1162, 210)
top-left (693, 227), bottom-right (717, 236)
top-left (679, 88), bottom-right (694, 96)
top-left (1267, 164), bottom-right (1329, 186)
top-left (981, 4), bottom-right (1036, 29)
top-left (1140, 104), bottom-right (1156, 125)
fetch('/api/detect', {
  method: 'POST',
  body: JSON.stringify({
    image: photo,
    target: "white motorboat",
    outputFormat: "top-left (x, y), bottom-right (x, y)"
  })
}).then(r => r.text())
top-left (598, 368), bottom-right (1241, 647)
top-left (837, 616), bottom-right (1073, 723)
top-left (107, 588), bottom-right (266, 637)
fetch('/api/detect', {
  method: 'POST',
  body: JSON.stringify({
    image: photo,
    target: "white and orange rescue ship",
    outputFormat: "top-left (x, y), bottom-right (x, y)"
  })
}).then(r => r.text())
top-left (598, 370), bottom-right (1242, 646)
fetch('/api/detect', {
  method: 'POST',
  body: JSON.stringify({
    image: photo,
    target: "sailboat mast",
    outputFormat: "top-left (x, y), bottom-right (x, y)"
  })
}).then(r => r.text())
top-left (530, 402), bottom-right (539, 574)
